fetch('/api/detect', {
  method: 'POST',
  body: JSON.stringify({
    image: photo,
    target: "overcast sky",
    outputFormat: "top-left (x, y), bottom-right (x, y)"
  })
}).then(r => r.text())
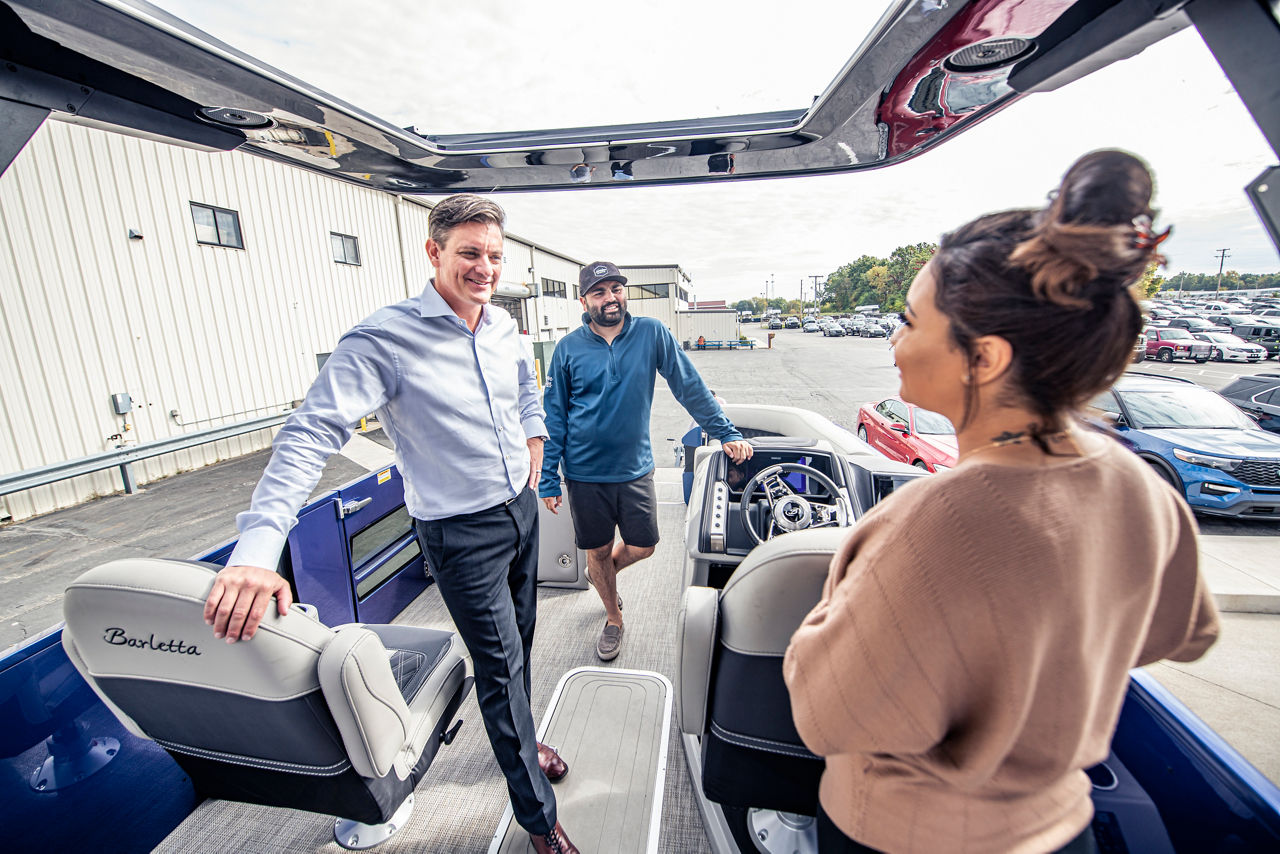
top-left (153, 0), bottom-right (1278, 302)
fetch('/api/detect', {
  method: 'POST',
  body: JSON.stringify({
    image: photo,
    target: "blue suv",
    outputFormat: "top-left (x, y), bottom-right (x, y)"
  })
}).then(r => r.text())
top-left (1087, 373), bottom-right (1280, 519)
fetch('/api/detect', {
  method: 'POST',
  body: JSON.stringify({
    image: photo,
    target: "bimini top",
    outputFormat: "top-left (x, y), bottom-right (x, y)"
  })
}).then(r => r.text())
top-left (0, 0), bottom-right (1235, 192)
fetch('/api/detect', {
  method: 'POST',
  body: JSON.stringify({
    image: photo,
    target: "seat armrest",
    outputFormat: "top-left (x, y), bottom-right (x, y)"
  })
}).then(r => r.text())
top-left (319, 626), bottom-right (412, 780)
top-left (677, 586), bottom-right (719, 736)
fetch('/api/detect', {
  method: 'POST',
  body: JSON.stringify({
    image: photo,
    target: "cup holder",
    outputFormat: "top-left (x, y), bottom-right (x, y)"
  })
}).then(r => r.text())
top-left (1086, 761), bottom-right (1118, 791)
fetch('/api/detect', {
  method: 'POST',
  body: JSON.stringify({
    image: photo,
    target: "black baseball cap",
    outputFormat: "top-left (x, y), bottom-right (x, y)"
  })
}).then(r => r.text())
top-left (579, 261), bottom-right (628, 296)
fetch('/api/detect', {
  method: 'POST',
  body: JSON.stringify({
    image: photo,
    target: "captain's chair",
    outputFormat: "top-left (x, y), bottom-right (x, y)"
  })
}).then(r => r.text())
top-left (62, 558), bottom-right (473, 850)
top-left (678, 528), bottom-right (846, 815)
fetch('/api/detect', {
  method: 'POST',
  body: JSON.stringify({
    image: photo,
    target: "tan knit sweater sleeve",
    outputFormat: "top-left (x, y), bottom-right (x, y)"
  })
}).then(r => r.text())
top-left (1136, 496), bottom-right (1219, 665)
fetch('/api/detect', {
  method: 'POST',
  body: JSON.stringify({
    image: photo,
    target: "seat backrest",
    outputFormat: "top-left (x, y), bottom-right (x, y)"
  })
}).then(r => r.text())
top-left (699, 527), bottom-right (846, 813)
top-left (713, 527), bottom-right (846, 742)
top-left (62, 558), bottom-right (412, 780)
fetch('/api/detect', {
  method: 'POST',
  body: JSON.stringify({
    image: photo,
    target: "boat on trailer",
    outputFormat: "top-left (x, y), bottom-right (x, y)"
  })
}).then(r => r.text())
top-left (2, 1), bottom-right (1279, 851)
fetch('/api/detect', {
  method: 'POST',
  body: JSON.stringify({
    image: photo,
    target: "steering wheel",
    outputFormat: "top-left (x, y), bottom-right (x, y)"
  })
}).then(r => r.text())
top-left (737, 462), bottom-right (851, 545)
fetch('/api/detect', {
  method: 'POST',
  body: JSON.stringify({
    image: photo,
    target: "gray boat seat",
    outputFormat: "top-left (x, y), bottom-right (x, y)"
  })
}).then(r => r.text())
top-left (678, 528), bottom-right (847, 815)
top-left (62, 558), bottom-right (472, 845)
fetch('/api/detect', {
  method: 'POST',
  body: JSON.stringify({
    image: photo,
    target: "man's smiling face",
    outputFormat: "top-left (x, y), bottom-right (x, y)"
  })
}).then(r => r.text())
top-left (582, 280), bottom-right (627, 327)
top-left (427, 220), bottom-right (503, 321)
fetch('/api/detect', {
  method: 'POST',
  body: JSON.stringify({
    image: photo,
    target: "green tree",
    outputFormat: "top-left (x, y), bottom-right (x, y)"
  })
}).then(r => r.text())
top-left (1136, 262), bottom-right (1164, 299)
top-left (733, 299), bottom-right (755, 312)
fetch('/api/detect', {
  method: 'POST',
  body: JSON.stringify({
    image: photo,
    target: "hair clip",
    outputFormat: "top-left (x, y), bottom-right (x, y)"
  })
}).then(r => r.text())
top-left (1131, 214), bottom-right (1172, 250)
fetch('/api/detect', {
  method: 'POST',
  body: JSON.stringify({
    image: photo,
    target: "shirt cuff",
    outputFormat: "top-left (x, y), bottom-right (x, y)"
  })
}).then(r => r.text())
top-left (225, 525), bottom-right (289, 573)
top-left (522, 416), bottom-right (548, 440)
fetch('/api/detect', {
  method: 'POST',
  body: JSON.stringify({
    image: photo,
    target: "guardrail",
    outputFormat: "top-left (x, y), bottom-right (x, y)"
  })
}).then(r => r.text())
top-left (0, 412), bottom-right (290, 498)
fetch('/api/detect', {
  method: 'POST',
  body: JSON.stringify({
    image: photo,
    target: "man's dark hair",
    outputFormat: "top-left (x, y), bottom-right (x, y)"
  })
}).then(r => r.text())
top-left (428, 194), bottom-right (505, 247)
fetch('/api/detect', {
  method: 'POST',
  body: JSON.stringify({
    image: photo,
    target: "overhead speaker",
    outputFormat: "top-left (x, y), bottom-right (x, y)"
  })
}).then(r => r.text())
top-left (944, 37), bottom-right (1036, 73)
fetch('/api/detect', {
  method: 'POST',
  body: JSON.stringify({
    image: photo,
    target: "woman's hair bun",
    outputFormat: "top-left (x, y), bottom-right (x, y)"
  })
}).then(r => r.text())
top-left (1009, 149), bottom-right (1158, 308)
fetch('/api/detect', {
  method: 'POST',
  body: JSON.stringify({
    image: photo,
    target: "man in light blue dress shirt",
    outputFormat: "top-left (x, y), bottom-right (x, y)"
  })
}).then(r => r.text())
top-left (202, 195), bottom-right (578, 854)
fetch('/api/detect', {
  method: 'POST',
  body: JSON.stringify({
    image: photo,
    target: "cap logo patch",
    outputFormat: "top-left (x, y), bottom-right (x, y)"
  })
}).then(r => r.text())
top-left (594, 266), bottom-right (608, 275)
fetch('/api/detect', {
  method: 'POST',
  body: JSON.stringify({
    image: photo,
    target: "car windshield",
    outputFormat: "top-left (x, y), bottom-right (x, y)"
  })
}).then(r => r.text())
top-left (913, 409), bottom-right (955, 435)
top-left (1119, 387), bottom-right (1257, 429)
top-left (1160, 328), bottom-right (1193, 340)
top-left (1206, 333), bottom-right (1246, 344)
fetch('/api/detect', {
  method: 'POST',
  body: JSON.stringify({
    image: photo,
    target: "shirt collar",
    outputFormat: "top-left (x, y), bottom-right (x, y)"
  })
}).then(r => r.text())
top-left (419, 279), bottom-right (493, 327)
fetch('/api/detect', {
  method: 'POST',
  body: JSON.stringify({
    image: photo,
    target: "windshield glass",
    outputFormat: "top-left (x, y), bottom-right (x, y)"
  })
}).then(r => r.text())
top-left (1160, 328), bottom-right (1193, 340)
top-left (913, 409), bottom-right (955, 435)
top-left (1120, 387), bottom-right (1256, 429)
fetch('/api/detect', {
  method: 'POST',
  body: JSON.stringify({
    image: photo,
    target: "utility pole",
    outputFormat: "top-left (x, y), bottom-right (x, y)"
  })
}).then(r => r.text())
top-left (809, 275), bottom-right (824, 312)
top-left (1214, 248), bottom-right (1231, 293)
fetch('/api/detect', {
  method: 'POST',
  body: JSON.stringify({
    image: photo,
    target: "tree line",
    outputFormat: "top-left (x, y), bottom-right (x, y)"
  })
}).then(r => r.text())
top-left (731, 246), bottom-right (1278, 315)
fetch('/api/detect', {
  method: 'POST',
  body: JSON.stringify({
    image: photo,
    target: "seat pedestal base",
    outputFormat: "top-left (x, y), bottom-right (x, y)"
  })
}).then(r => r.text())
top-left (334, 792), bottom-right (414, 850)
top-left (749, 809), bottom-right (817, 854)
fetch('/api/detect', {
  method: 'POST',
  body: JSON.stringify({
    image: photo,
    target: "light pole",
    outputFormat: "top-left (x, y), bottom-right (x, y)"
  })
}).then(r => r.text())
top-left (809, 275), bottom-right (824, 313)
top-left (1214, 248), bottom-right (1231, 293)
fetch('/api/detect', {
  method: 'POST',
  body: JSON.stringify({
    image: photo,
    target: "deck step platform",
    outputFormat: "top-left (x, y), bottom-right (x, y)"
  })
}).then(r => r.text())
top-left (489, 668), bottom-right (672, 854)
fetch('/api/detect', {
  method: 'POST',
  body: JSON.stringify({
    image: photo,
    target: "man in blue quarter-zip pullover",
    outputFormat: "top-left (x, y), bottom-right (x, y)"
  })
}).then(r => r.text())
top-left (539, 261), bottom-right (753, 661)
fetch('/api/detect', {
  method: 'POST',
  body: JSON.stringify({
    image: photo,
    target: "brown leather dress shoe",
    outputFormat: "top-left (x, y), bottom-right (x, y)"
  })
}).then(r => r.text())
top-left (537, 742), bottom-right (568, 782)
top-left (530, 821), bottom-right (579, 854)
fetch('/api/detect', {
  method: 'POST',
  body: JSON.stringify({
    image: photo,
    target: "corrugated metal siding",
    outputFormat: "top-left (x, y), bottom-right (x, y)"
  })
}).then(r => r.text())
top-left (1, 122), bottom-right (410, 519)
top-left (620, 265), bottom-right (685, 287)
top-left (0, 122), bottom-right (605, 521)
top-left (529, 250), bottom-right (582, 341)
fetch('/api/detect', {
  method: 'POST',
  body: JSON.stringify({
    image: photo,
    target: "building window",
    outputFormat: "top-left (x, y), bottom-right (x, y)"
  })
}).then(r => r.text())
top-left (626, 283), bottom-right (671, 300)
top-left (190, 202), bottom-right (244, 249)
top-left (330, 232), bottom-right (361, 265)
top-left (541, 277), bottom-right (568, 298)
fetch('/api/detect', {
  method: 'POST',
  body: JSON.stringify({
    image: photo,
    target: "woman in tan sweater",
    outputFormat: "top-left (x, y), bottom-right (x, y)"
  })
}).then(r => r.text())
top-left (783, 150), bottom-right (1219, 854)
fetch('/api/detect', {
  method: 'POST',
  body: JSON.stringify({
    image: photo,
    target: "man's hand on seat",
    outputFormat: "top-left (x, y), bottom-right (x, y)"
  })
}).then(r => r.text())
top-left (722, 440), bottom-right (754, 464)
top-left (204, 565), bottom-right (293, 643)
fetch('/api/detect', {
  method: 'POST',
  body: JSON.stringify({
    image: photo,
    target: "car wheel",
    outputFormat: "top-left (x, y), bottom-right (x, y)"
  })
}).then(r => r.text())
top-left (857, 425), bottom-right (868, 442)
top-left (1157, 348), bottom-right (1174, 363)
top-left (913, 460), bottom-right (930, 471)
top-left (1210, 348), bottom-right (1222, 361)
top-left (1195, 357), bottom-right (1209, 364)
top-left (1144, 457), bottom-right (1183, 495)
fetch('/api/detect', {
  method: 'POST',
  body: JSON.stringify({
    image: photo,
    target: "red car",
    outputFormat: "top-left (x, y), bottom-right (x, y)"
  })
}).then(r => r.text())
top-left (857, 397), bottom-right (957, 472)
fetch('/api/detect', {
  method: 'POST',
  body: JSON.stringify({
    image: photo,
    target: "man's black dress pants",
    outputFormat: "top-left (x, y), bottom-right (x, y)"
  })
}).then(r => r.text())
top-left (413, 486), bottom-right (555, 835)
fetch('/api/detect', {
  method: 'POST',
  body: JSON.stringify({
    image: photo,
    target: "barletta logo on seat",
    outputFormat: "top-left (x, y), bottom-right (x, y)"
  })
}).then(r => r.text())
top-left (103, 627), bottom-right (202, 655)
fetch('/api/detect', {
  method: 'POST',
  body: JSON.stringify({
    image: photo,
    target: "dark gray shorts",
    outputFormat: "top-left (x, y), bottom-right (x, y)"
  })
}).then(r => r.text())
top-left (565, 472), bottom-right (660, 550)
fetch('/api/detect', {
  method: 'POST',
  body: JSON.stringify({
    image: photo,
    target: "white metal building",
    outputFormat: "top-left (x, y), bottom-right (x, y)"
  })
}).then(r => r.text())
top-left (0, 122), bottom-right (706, 521)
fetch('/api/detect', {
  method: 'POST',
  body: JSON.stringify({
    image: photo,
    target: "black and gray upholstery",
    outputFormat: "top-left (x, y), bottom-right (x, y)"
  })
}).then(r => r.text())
top-left (678, 528), bottom-right (845, 815)
top-left (62, 558), bottom-right (472, 841)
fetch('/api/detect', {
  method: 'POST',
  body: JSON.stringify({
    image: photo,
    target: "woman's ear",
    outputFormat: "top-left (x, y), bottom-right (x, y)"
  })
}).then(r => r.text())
top-left (968, 334), bottom-right (1014, 386)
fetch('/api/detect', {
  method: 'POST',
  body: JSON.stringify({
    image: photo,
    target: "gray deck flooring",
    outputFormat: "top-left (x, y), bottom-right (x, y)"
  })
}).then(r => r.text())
top-left (157, 483), bottom-right (709, 853)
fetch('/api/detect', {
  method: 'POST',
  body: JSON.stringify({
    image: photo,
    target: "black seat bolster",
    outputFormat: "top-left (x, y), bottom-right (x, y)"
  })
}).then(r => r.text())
top-left (362, 625), bottom-right (453, 704)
